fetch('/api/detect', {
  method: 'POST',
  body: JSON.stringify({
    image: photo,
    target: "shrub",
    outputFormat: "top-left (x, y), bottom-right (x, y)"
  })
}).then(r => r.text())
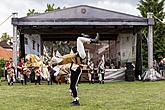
top-left (0, 59), bottom-right (5, 77)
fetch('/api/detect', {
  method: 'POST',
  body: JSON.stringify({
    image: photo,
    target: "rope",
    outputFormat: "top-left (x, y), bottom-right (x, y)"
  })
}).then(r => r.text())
top-left (153, 15), bottom-right (165, 24)
top-left (0, 14), bottom-right (12, 26)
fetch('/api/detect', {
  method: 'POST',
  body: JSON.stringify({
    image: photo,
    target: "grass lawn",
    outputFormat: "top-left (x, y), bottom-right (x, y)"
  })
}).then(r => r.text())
top-left (0, 81), bottom-right (165, 110)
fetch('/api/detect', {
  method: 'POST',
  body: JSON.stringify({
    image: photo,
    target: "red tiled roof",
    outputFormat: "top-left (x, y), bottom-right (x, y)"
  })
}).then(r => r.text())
top-left (0, 41), bottom-right (12, 49)
top-left (0, 46), bottom-right (12, 60)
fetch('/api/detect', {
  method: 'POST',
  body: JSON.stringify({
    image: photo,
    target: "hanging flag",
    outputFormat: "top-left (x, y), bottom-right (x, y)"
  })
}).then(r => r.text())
top-left (56, 50), bottom-right (62, 58)
top-left (70, 49), bottom-right (74, 54)
top-left (102, 55), bottom-right (105, 65)
top-left (87, 51), bottom-right (90, 65)
top-left (43, 46), bottom-right (48, 56)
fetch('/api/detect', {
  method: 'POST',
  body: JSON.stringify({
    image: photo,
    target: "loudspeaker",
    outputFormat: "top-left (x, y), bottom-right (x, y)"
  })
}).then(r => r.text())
top-left (125, 70), bottom-right (135, 81)
top-left (126, 62), bottom-right (133, 70)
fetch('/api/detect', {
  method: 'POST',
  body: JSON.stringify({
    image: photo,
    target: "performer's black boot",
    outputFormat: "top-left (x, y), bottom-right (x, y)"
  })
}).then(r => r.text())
top-left (90, 33), bottom-right (99, 43)
top-left (24, 78), bottom-right (27, 85)
top-left (50, 80), bottom-right (53, 85)
top-left (71, 100), bottom-right (80, 106)
top-left (35, 80), bottom-right (37, 85)
top-left (59, 81), bottom-right (61, 85)
top-left (65, 80), bottom-right (68, 84)
top-left (21, 80), bottom-right (23, 85)
top-left (38, 77), bottom-right (41, 85)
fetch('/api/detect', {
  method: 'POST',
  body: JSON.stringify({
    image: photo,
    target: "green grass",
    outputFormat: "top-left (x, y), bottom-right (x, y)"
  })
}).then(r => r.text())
top-left (0, 81), bottom-right (165, 110)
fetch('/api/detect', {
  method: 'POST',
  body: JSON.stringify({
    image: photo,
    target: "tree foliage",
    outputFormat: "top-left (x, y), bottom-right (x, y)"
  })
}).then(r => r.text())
top-left (27, 9), bottom-right (39, 16)
top-left (45, 3), bottom-right (55, 12)
top-left (45, 3), bottom-right (60, 12)
top-left (137, 0), bottom-right (165, 66)
top-left (0, 32), bottom-right (11, 41)
top-left (0, 58), bottom-right (5, 77)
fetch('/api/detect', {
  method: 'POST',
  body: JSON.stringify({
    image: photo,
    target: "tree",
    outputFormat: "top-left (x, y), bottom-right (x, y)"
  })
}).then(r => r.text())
top-left (45, 3), bottom-right (56, 12)
top-left (45, 3), bottom-right (61, 12)
top-left (27, 9), bottom-right (39, 16)
top-left (0, 58), bottom-right (5, 77)
top-left (137, 0), bottom-right (165, 67)
top-left (1, 32), bottom-right (11, 41)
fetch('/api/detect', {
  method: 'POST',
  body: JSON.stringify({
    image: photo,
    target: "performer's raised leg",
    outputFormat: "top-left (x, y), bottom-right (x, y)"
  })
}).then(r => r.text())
top-left (77, 33), bottom-right (99, 59)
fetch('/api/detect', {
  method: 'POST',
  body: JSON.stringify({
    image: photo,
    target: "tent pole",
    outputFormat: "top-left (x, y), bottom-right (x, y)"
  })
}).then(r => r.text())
top-left (147, 12), bottom-right (154, 69)
top-left (12, 12), bottom-right (18, 79)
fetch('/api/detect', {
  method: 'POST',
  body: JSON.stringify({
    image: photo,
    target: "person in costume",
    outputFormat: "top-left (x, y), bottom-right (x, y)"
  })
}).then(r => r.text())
top-left (88, 61), bottom-right (95, 84)
top-left (18, 58), bottom-right (28, 85)
top-left (47, 64), bottom-right (55, 85)
top-left (98, 57), bottom-right (105, 84)
top-left (51, 33), bottom-right (99, 106)
top-left (25, 54), bottom-right (50, 84)
top-left (34, 66), bottom-right (41, 85)
top-left (5, 58), bottom-right (15, 85)
top-left (25, 54), bottom-right (40, 83)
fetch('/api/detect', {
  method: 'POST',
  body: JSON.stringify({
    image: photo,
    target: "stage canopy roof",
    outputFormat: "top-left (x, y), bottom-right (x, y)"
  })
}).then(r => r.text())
top-left (12, 5), bottom-right (149, 41)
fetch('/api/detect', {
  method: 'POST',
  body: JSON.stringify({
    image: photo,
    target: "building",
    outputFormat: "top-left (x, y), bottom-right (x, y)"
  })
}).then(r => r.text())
top-left (24, 34), bottom-right (41, 56)
top-left (12, 5), bottom-right (153, 78)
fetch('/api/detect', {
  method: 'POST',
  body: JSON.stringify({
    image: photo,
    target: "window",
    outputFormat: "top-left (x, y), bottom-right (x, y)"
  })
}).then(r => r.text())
top-left (37, 44), bottom-right (40, 52)
top-left (24, 37), bottom-right (28, 45)
top-left (32, 40), bottom-right (35, 50)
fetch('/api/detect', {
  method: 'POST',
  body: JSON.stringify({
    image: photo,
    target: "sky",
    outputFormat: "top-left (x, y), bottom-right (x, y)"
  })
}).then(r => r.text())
top-left (0, 0), bottom-right (141, 37)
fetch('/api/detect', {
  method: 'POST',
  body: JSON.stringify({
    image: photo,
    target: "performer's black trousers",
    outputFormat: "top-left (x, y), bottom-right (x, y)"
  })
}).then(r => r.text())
top-left (35, 76), bottom-right (41, 85)
top-left (48, 74), bottom-right (54, 85)
top-left (102, 74), bottom-right (104, 81)
top-left (24, 74), bottom-right (27, 85)
top-left (70, 67), bottom-right (81, 98)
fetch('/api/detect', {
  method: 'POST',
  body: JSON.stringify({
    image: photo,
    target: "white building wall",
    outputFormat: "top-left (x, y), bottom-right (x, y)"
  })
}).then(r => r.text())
top-left (83, 34), bottom-right (137, 66)
top-left (24, 34), bottom-right (41, 56)
top-left (118, 33), bottom-right (136, 63)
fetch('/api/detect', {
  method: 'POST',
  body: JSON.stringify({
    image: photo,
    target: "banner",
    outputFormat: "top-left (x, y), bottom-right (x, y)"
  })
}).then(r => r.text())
top-left (104, 68), bottom-right (126, 81)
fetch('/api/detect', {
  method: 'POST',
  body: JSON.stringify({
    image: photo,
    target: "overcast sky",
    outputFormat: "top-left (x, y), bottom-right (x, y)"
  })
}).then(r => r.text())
top-left (0, 0), bottom-right (141, 36)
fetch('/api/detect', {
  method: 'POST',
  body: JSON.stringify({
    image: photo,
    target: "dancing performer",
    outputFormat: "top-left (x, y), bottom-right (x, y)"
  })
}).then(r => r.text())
top-left (51, 33), bottom-right (99, 106)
